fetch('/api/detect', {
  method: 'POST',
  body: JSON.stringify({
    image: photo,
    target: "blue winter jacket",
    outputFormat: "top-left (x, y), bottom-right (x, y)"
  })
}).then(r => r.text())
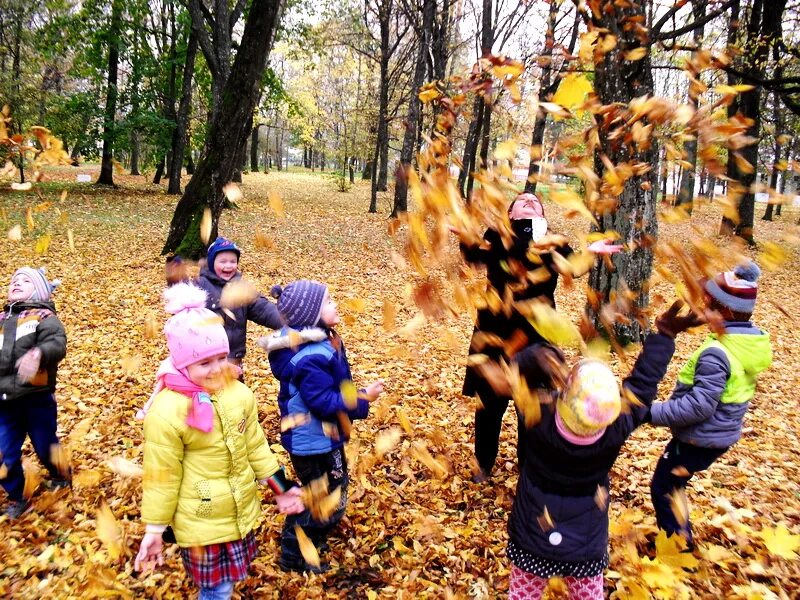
top-left (264, 327), bottom-right (370, 455)
top-left (650, 321), bottom-right (772, 448)
top-left (508, 333), bottom-right (676, 563)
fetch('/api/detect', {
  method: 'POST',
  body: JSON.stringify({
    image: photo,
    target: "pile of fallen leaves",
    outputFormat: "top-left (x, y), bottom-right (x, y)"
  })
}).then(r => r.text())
top-left (0, 168), bottom-right (798, 598)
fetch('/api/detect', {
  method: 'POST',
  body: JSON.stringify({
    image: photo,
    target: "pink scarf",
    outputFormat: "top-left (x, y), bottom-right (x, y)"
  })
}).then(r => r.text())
top-left (136, 358), bottom-right (240, 432)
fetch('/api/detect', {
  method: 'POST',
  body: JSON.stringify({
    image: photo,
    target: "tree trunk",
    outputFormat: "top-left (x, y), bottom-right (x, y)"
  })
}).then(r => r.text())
top-left (585, 2), bottom-right (658, 345)
top-left (250, 124), bottom-right (260, 172)
top-left (97, 0), bottom-right (123, 186)
top-left (675, 0), bottom-right (706, 214)
top-left (168, 29), bottom-right (198, 195)
top-left (458, 99), bottom-right (482, 198)
top-left (162, 0), bottom-right (286, 257)
top-left (375, 4), bottom-right (391, 193)
top-left (723, 0), bottom-right (785, 242)
top-left (153, 158), bottom-right (166, 184)
top-left (391, 0), bottom-right (435, 217)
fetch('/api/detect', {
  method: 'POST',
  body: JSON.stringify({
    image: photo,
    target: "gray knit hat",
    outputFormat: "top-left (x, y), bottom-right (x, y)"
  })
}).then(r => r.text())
top-left (271, 280), bottom-right (328, 328)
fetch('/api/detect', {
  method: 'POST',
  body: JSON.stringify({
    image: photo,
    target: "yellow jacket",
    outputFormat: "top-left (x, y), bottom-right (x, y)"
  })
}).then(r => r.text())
top-left (141, 381), bottom-right (280, 546)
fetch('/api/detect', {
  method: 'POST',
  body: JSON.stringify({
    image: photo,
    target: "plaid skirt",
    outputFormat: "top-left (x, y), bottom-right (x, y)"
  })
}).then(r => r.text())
top-left (180, 531), bottom-right (258, 588)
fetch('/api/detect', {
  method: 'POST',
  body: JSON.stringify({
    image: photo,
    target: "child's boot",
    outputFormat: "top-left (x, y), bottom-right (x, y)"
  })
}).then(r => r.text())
top-left (4, 499), bottom-right (30, 519)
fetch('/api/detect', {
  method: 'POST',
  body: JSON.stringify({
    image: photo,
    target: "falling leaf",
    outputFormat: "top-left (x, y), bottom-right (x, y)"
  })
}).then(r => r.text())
top-left (11, 181), bottom-right (32, 191)
top-left (551, 73), bottom-right (593, 115)
top-left (67, 229), bottom-right (75, 252)
top-left (655, 529), bottom-right (698, 569)
top-left (340, 380), bottom-right (358, 409)
top-left (374, 427), bottom-right (402, 457)
top-left (382, 299), bottom-right (397, 331)
top-left (493, 140), bottom-right (517, 161)
top-left (34, 233), bottom-right (51, 255)
top-left (143, 314), bottom-right (159, 338)
top-left (268, 191), bottom-right (285, 218)
top-left (120, 354), bottom-right (142, 375)
top-left (96, 500), bottom-right (123, 559)
top-left (26, 207), bottom-right (34, 231)
top-left (7, 224), bottom-right (21, 241)
top-left (759, 523), bottom-right (800, 559)
top-left (254, 230), bottom-right (274, 249)
top-left (199, 208), bottom-right (212, 245)
top-left (280, 412), bottom-right (311, 432)
top-left (595, 485), bottom-right (609, 511)
top-left (668, 488), bottom-right (690, 527)
top-left (220, 279), bottom-right (258, 309)
top-left (537, 506), bottom-right (555, 531)
top-left (295, 526), bottom-right (320, 567)
top-left (516, 299), bottom-right (582, 347)
top-left (222, 182), bottom-right (242, 202)
top-left (105, 457), bottom-right (143, 478)
top-left (623, 47), bottom-right (647, 61)
top-left (49, 444), bottom-right (71, 479)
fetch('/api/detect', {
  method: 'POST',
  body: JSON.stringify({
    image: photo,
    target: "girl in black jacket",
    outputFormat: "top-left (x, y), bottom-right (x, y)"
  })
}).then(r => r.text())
top-left (494, 303), bottom-right (700, 599)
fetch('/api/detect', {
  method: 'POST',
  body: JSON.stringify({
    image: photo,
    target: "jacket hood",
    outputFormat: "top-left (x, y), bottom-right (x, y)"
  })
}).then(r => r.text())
top-left (4, 299), bottom-right (57, 314)
top-left (199, 263), bottom-right (241, 286)
top-left (719, 324), bottom-right (772, 375)
top-left (260, 327), bottom-right (328, 379)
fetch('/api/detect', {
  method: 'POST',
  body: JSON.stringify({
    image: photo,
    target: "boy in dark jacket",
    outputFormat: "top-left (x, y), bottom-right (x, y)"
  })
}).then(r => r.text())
top-left (261, 280), bottom-right (383, 573)
top-left (195, 237), bottom-right (282, 368)
top-left (0, 268), bottom-right (68, 519)
top-left (492, 301), bottom-right (700, 600)
top-left (649, 262), bottom-right (772, 546)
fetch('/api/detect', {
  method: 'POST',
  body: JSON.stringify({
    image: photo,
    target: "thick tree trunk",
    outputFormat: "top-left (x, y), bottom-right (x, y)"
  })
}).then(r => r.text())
top-left (168, 29), bottom-right (198, 195)
top-left (97, 0), bottom-right (123, 186)
top-left (153, 157), bottom-right (166, 184)
top-left (585, 3), bottom-right (658, 345)
top-left (391, 0), bottom-right (435, 217)
top-left (675, 0), bottom-right (706, 213)
top-left (162, 0), bottom-right (285, 257)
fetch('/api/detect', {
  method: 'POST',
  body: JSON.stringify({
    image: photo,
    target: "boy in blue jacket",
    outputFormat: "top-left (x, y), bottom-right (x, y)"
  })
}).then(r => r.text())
top-left (261, 280), bottom-right (383, 572)
top-left (649, 262), bottom-right (772, 547)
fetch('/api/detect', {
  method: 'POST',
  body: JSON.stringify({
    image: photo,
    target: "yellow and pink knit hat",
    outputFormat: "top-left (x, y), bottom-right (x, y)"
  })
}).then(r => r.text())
top-left (556, 359), bottom-right (621, 443)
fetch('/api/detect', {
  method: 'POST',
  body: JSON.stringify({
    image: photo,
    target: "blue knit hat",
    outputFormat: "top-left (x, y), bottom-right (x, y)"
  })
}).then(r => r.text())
top-left (704, 261), bottom-right (760, 315)
top-left (206, 237), bottom-right (241, 273)
top-left (271, 280), bottom-right (328, 328)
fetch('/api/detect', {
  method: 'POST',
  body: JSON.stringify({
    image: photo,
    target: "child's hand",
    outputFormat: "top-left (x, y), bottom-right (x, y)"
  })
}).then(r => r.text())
top-left (587, 239), bottom-right (624, 255)
top-left (364, 379), bottom-right (384, 402)
top-left (655, 300), bottom-right (705, 338)
top-left (16, 348), bottom-right (41, 383)
top-left (275, 486), bottom-right (304, 515)
top-left (134, 532), bottom-right (164, 573)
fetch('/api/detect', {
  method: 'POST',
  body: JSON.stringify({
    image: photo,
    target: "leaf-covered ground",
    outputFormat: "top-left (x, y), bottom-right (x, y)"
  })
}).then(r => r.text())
top-left (0, 169), bottom-right (799, 599)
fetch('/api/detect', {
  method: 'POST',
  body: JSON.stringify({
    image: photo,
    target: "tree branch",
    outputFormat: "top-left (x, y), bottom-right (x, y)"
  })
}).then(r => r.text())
top-left (185, 0), bottom-right (219, 79)
top-left (654, 0), bottom-right (735, 41)
top-left (230, 0), bottom-right (247, 31)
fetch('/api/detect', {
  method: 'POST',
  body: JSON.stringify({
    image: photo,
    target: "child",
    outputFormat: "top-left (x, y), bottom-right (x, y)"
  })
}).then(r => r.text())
top-left (495, 302), bottom-right (700, 599)
top-left (261, 280), bottom-right (383, 572)
top-left (134, 283), bottom-right (303, 599)
top-left (0, 267), bottom-right (68, 519)
top-left (649, 262), bottom-right (772, 546)
top-left (196, 236), bottom-right (282, 368)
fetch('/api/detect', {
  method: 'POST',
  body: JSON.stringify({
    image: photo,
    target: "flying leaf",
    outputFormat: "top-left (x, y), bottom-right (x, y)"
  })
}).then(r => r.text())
top-left (268, 191), bottom-right (285, 218)
top-left (551, 73), bottom-right (593, 115)
top-left (295, 526), bottom-right (321, 567)
top-left (35, 233), bottom-right (52, 255)
top-left (374, 427), bottom-right (402, 457)
top-left (11, 181), bottom-right (32, 191)
top-left (516, 299), bottom-right (582, 347)
top-left (382, 299), bottom-right (397, 331)
top-left (668, 487), bottom-right (689, 527)
top-left (623, 47), bottom-right (647, 61)
top-left (199, 208), bottom-right (212, 245)
top-left (340, 380), bottom-right (358, 409)
top-left (96, 500), bottom-right (123, 559)
top-left (220, 279), bottom-right (258, 309)
top-left (7, 224), bottom-right (21, 241)
top-left (280, 412), bottom-right (311, 432)
top-left (222, 182), bottom-right (242, 202)
top-left (494, 140), bottom-right (517, 161)
top-left (105, 456), bottom-right (143, 479)
top-left (67, 229), bottom-right (75, 252)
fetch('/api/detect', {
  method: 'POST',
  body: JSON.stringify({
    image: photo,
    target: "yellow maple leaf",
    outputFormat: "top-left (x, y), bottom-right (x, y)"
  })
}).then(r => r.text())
top-left (340, 380), bottom-right (358, 409)
top-left (759, 523), bottom-right (800, 559)
top-left (551, 73), bottom-right (593, 118)
top-left (268, 190), bottom-right (284, 218)
top-left (220, 279), bottom-right (258, 309)
top-left (199, 207), bottom-right (212, 244)
top-left (34, 233), bottom-right (52, 255)
top-left (295, 526), bottom-right (320, 567)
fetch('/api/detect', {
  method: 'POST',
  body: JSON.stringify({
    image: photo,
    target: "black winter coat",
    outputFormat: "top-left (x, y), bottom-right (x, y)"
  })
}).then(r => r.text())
top-left (0, 300), bottom-right (67, 402)
top-left (508, 333), bottom-right (676, 562)
top-left (461, 224), bottom-right (573, 397)
top-left (195, 266), bottom-right (282, 360)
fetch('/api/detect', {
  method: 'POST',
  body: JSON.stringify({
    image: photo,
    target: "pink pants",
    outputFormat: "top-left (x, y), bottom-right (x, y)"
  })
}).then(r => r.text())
top-left (508, 565), bottom-right (604, 600)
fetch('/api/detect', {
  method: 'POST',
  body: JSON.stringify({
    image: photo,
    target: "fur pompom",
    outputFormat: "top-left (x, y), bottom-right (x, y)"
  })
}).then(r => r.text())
top-left (270, 284), bottom-right (283, 299)
top-left (163, 282), bottom-right (208, 314)
top-left (734, 261), bottom-right (761, 283)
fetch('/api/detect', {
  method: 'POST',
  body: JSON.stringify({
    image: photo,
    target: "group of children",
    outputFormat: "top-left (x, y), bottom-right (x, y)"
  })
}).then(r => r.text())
top-left (0, 217), bottom-right (772, 598)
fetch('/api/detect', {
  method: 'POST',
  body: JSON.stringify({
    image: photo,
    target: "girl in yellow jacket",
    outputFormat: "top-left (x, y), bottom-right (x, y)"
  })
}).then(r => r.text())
top-left (134, 283), bottom-right (303, 600)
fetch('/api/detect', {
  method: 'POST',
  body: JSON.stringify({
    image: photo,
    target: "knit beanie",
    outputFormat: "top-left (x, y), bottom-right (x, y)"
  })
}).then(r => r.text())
top-left (271, 280), bottom-right (328, 328)
top-left (556, 359), bottom-right (621, 441)
top-left (704, 262), bottom-right (760, 315)
top-left (12, 267), bottom-right (60, 301)
top-left (206, 237), bottom-right (241, 272)
top-left (163, 283), bottom-right (230, 368)
top-left (509, 193), bottom-right (545, 220)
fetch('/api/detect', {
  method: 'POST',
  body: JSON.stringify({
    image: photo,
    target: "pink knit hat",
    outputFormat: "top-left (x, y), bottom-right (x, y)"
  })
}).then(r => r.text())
top-left (556, 359), bottom-right (620, 444)
top-left (509, 193), bottom-right (545, 220)
top-left (163, 283), bottom-right (229, 368)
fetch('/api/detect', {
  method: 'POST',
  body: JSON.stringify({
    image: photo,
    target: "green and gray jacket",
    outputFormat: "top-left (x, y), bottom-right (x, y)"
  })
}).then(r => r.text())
top-left (0, 300), bottom-right (67, 402)
top-left (650, 321), bottom-right (772, 448)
